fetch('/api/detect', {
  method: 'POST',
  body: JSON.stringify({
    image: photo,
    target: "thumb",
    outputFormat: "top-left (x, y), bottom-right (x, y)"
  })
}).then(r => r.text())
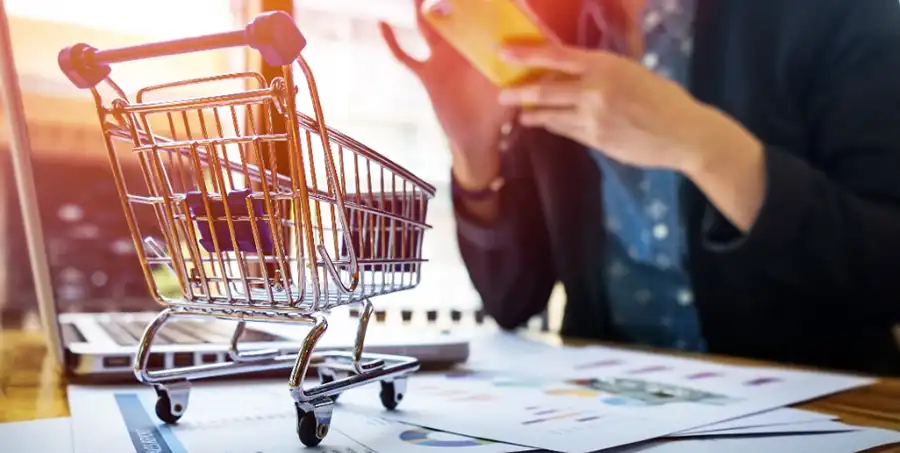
top-left (379, 21), bottom-right (424, 75)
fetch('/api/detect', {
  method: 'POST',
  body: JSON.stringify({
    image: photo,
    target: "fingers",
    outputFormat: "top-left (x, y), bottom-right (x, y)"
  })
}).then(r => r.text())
top-left (519, 109), bottom-right (579, 128)
top-left (415, 4), bottom-right (450, 51)
top-left (498, 80), bottom-right (584, 108)
top-left (500, 44), bottom-right (589, 75)
top-left (519, 109), bottom-right (587, 142)
top-left (379, 21), bottom-right (424, 74)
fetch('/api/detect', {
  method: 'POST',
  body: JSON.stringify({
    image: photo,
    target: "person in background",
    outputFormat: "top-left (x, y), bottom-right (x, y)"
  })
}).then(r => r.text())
top-left (379, 0), bottom-right (900, 375)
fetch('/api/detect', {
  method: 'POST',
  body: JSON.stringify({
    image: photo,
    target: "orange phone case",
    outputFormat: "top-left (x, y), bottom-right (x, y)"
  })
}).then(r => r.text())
top-left (420, 0), bottom-right (559, 88)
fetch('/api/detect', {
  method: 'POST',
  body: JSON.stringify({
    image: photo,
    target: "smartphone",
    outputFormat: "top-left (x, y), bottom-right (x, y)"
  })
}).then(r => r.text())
top-left (420, 0), bottom-right (561, 88)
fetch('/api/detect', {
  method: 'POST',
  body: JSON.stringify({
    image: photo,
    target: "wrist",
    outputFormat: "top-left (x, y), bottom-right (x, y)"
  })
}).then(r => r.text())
top-left (679, 106), bottom-right (767, 232)
top-left (452, 170), bottom-right (505, 202)
top-left (451, 120), bottom-right (515, 188)
top-left (450, 144), bottom-right (502, 191)
top-left (679, 106), bottom-right (761, 179)
top-left (450, 154), bottom-right (504, 223)
top-left (452, 160), bottom-right (500, 191)
top-left (684, 131), bottom-right (766, 233)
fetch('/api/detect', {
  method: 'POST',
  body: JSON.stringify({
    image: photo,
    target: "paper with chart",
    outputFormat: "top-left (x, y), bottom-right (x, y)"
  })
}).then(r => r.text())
top-left (339, 345), bottom-right (875, 453)
top-left (65, 382), bottom-right (534, 453)
top-left (65, 378), bottom-right (895, 453)
top-left (64, 380), bottom-right (839, 453)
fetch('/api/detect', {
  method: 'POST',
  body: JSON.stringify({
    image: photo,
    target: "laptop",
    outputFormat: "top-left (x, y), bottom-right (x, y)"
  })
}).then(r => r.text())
top-left (53, 305), bottom-right (473, 383)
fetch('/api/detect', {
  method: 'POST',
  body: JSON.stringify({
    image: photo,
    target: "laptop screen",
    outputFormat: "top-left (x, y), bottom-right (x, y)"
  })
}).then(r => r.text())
top-left (2, 148), bottom-right (163, 316)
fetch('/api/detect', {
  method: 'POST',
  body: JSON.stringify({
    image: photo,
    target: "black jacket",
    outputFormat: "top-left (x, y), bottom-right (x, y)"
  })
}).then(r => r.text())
top-left (453, 0), bottom-right (900, 376)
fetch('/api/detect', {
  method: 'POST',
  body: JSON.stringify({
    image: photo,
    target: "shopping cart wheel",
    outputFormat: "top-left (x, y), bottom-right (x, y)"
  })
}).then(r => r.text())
top-left (295, 401), bottom-right (332, 447)
top-left (154, 383), bottom-right (190, 424)
top-left (379, 378), bottom-right (406, 410)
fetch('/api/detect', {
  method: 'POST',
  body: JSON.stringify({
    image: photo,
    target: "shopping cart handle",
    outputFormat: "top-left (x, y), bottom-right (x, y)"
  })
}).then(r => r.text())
top-left (58, 10), bottom-right (306, 89)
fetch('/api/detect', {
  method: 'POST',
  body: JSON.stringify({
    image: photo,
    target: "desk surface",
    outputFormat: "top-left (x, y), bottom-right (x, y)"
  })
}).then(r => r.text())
top-left (2, 326), bottom-right (900, 452)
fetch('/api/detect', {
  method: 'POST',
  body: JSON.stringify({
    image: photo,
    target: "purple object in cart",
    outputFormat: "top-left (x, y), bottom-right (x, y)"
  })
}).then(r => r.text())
top-left (185, 188), bottom-right (274, 254)
top-left (342, 193), bottom-right (428, 272)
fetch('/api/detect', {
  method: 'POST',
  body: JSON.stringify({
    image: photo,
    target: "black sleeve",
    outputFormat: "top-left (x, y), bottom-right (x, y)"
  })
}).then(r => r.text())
top-left (453, 126), bottom-right (559, 330)
top-left (701, 0), bottom-right (900, 322)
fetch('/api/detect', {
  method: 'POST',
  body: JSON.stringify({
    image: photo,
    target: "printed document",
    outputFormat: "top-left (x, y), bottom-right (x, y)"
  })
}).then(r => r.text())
top-left (339, 342), bottom-right (873, 452)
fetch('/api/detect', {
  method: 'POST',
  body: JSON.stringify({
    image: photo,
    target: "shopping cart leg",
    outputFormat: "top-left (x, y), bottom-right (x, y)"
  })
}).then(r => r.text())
top-left (133, 309), bottom-right (192, 424)
top-left (133, 308), bottom-right (302, 425)
top-left (315, 297), bottom-right (384, 403)
top-left (350, 298), bottom-right (387, 374)
top-left (227, 320), bottom-right (281, 362)
top-left (287, 313), bottom-right (334, 447)
top-left (286, 306), bottom-right (422, 446)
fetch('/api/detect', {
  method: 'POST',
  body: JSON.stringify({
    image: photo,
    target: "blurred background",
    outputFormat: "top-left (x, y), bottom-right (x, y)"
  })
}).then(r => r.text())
top-left (0, 0), bottom-right (564, 332)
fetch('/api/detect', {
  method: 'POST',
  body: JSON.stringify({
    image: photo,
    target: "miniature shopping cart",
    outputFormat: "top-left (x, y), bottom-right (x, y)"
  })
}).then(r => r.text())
top-left (58, 11), bottom-right (434, 447)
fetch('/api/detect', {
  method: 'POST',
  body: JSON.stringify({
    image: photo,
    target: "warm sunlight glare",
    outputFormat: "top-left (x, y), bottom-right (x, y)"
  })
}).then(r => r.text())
top-left (5, 0), bottom-right (237, 38)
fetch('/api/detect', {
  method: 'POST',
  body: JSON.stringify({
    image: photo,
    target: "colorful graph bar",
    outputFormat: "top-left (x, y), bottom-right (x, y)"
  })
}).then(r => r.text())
top-left (543, 388), bottom-right (600, 398)
top-left (444, 369), bottom-right (490, 379)
top-left (744, 377), bottom-right (782, 386)
top-left (573, 359), bottom-right (623, 370)
top-left (686, 372), bottom-right (722, 380)
top-left (450, 394), bottom-right (494, 402)
top-left (522, 412), bottom-right (584, 425)
top-left (627, 365), bottom-right (670, 375)
top-left (575, 415), bottom-right (604, 422)
top-left (521, 407), bottom-right (602, 425)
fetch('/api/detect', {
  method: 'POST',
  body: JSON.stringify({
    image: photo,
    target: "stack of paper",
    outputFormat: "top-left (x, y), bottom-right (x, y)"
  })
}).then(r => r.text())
top-left (335, 331), bottom-right (891, 452)
top-left (4, 383), bottom-right (900, 453)
top-left (3, 330), bottom-right (899, 453)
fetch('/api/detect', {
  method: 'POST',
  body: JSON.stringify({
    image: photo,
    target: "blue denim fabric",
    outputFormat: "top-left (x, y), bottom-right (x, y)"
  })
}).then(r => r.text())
top-left (581, 0), bottom-right (706, 351)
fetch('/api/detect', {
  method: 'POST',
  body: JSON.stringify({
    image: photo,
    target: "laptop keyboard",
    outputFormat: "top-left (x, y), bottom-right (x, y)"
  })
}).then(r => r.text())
top-left (60, 321), bottom-right (86, 344)
top-left (93, 307), bottom-right (506, 346)
top-left (98, 318), bottom-right (288, 346)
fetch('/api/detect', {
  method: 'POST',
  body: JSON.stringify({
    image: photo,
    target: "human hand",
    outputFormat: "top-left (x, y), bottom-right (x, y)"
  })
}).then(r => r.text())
top-left (379, 4), bottom-right (514, 189)
top-left (496, 43), bottom-right (760, 176)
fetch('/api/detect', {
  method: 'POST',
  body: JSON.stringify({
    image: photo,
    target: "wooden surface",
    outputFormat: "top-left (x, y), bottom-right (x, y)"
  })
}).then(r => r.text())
top-left (2, 326), bottom-right (900, 452)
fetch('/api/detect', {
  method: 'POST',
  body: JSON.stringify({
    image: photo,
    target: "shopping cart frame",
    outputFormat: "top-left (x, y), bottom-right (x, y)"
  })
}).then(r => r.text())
top-left (58, 10), bottom-right (435, 447)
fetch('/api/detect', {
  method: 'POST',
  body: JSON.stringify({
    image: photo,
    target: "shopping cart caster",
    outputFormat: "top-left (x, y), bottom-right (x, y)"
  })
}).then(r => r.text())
top-left (295, 399), bottom-right (334, 447)
top-left (379, 378), bottom-right (406, 410)
top-left (154, 382), bottom-right (190, 424)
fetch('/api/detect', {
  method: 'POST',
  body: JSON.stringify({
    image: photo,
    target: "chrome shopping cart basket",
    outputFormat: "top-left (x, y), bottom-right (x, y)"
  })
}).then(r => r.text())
top-left (58, 11), bottom-right (435, 447)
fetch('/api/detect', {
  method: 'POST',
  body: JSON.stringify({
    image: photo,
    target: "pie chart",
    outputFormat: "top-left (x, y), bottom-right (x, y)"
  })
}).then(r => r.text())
top-left (399, 428), bottom-right (494, 447)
